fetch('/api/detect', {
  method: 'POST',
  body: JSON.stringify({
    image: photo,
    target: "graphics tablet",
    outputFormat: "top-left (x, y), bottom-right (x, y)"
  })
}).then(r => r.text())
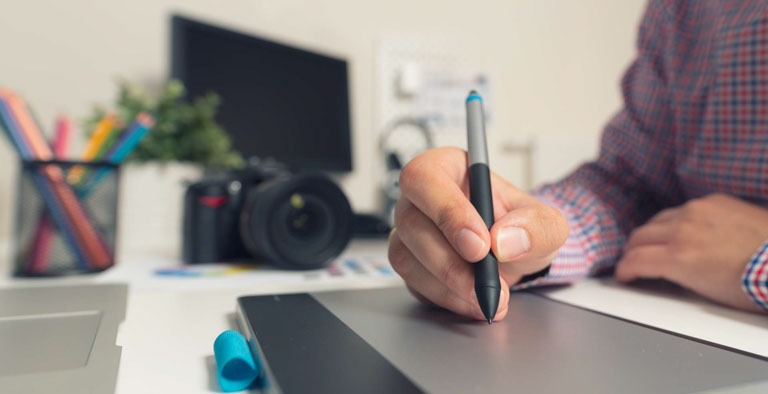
top-left (237, 287), bottom-right (768, 393)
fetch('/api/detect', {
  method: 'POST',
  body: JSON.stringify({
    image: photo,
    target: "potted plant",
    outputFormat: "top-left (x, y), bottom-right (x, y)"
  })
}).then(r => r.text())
top-left (84, 79), bottom-right (243, 258)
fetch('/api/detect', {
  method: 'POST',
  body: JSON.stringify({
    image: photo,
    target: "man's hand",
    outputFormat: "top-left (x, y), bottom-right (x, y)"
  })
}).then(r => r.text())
top-left (388, 147), bottom-right (569, 321)
top-left (616, 193), bottom-right (768, 312)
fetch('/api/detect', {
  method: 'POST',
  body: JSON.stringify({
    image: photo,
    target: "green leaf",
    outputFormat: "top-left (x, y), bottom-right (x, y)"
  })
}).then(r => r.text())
top-left (83, 79), bottom-right (243, 169)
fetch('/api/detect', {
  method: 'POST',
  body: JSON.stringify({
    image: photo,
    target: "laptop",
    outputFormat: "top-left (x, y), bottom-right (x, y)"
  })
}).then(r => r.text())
top-left (0, 283), bottom-right (127, 394)
top-left (237, 286), bottom-right (768, 393)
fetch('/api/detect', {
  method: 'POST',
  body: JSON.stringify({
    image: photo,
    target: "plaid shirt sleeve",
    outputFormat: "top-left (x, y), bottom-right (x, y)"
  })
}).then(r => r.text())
top-left (514, 1), bottom-right (768, 313)
top-left (742, 241), bottom-right (768, 310)
top-left (513, 0), bottom-right (684, 289)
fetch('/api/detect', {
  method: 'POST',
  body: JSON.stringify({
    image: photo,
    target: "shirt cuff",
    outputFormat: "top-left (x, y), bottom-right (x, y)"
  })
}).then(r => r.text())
top-left (510, 190), bottom-right (606, 290)
top-left (742, 240), bottom-right (768, 310)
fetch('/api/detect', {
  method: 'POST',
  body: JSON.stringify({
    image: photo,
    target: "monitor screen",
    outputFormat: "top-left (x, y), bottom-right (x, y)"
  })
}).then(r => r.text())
top-left (170, 15), bottom-right (353, 172)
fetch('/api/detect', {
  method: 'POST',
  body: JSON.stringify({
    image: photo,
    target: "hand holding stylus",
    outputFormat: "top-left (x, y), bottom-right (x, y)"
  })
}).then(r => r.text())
top-left (388, 148), bottom-right (569, 321)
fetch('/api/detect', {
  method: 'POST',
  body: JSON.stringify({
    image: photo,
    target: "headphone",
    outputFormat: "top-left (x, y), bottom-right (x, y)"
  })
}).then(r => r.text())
top-left (380, 117), bottom-right (435, 169)
top-left (379, 117), bottom-right (435, 223)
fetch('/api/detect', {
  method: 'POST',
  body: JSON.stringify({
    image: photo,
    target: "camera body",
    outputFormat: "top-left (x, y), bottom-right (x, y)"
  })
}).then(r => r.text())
top-left (182, 163), bottom-right (353, 270)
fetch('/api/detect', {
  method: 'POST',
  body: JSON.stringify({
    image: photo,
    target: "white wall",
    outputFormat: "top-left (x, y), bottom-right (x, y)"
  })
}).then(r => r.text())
top-left (0, 0), bottom-right (647, 254)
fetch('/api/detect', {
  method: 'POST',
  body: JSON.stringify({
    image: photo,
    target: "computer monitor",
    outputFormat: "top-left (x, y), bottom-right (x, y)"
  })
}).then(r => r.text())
top-left (170, 15), bottom-right (353, 173)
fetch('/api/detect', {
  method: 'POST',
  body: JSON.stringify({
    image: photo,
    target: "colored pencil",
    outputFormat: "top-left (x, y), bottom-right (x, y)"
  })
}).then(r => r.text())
top-left (107, 112), bottom-right (154, 162)
top-left (68, 114), bottom-right (116, 183)
top-left (52, 115), bottom-right (71, 158)
top-left (0, 96), bottom-right (34, 160)
top-left (27, 114), bottom-right (73, 274)
top-left (93, 123), bottom-right (124, 159)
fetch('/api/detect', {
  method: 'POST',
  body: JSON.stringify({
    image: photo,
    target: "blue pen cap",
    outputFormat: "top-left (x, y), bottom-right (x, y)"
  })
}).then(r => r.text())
top-left (213, 330), bottom-right (262, 392)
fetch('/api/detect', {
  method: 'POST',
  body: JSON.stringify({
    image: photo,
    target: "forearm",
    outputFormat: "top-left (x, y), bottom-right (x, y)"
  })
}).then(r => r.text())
top-left (511, 0), bottom-right (681, 290)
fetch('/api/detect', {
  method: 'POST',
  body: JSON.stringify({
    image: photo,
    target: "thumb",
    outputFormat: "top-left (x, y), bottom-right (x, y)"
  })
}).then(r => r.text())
top-left (490, 204), bottom-right (569, 263)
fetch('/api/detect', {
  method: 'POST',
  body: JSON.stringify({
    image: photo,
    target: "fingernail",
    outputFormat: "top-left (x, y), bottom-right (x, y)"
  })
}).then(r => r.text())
top-left (456, 228), bottom-right (486, 261)
top-left (497, 227), bottom-right (530, 261)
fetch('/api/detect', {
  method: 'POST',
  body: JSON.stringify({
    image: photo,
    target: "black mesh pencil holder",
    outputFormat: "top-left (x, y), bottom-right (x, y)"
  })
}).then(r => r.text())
top-left (13, 160), bottom-right (120, 277)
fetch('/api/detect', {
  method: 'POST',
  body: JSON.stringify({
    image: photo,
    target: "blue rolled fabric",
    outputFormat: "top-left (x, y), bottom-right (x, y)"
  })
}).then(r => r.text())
top-left (213, 330), bottom-right (261, 392)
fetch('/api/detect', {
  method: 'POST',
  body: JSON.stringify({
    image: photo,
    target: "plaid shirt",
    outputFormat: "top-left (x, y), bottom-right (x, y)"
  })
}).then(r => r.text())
top-left (526, 0), bottom-right (768, 310)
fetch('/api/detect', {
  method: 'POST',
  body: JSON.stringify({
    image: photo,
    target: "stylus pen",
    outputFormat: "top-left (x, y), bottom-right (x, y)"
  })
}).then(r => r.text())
top-left (466, 90), bottom-right (501, 324)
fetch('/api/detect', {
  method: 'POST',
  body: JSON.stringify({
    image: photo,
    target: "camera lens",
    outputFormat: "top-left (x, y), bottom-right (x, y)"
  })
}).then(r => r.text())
top-left (282, 194), bottom-right (326, 239)
top-left (239, 173), bottom-right (353, 270)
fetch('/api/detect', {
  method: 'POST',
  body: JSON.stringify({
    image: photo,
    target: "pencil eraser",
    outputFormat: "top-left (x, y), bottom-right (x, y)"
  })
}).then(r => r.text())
top-left (213, 330), bottom-right (261, 392)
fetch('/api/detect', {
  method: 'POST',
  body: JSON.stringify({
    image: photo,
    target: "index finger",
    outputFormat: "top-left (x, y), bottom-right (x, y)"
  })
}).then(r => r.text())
top-left (398, 148), bottom-right (489, 262)
top-left (399, 147), bottom-right (530, 262)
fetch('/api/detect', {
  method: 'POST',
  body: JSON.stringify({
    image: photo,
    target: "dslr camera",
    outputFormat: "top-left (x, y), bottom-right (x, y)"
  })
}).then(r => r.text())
top-left (182, 161), bottom-right (353, 270)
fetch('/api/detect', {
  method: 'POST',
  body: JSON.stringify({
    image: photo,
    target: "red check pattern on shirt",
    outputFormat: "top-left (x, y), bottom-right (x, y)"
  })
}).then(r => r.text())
top-left (523, 0), bottom-right (768, 310)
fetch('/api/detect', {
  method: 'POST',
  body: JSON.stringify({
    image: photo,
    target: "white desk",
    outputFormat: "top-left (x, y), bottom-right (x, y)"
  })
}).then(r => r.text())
top-left (1, 240), bottom-right (767, 393)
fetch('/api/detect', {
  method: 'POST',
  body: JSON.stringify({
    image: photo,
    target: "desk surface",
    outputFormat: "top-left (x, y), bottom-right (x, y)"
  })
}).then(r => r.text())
top-left (0, 240), bottom-right (766, 393)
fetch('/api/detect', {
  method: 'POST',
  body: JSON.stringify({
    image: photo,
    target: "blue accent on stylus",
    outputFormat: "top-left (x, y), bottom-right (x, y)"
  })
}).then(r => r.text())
top-left (213, 330), bottom-right (262, 392)
top-left (466, 92), bottom-right (483, 103)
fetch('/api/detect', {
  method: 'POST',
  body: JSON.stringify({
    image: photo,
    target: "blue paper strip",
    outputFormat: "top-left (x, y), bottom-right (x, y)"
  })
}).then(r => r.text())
top-left (213, 330), bottom-right (261, 392)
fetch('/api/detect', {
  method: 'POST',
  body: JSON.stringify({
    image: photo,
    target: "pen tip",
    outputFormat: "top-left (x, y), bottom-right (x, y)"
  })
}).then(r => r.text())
top-left (487, 319), bottom-right (493, 325)
top-left (469, 89), bottom-right (478, 95)
top-left (477, 286), bottom-right (500, 323)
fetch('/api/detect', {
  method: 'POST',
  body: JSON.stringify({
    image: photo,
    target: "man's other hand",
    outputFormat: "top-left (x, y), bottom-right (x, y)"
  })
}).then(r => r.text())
top-left (616, 193), bottom-right (768, 312)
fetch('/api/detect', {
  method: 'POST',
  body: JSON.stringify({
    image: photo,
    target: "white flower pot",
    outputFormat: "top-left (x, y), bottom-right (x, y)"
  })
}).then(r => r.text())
top-left (117, 162), bottom-right (203, 259)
